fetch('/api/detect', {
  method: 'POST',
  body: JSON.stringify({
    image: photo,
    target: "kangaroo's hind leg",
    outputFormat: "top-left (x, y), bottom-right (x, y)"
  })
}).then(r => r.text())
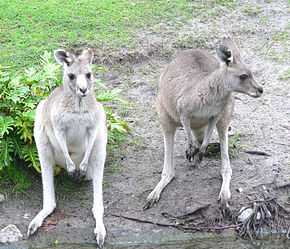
top-left (27, 102), bottom-right (56, 236)
top-left (86, 121), bottom-right (107, 248)
top-left (216, 98), bottom-right (234, 212)
top-left (144, 101), bottom-right (177, 209)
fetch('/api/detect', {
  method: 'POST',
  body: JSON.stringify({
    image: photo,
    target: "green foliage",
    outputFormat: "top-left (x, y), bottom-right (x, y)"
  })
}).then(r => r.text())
top-left (192, 0), bottom-right (236, 20)
top-left (0, 0), bottom-right (192, 70)
top-left (229, 132), bottom-right (241, 158)
top-left (0, 52), bottom-right (128, 179)
top-left (279, 68), bottom-right (290, 81)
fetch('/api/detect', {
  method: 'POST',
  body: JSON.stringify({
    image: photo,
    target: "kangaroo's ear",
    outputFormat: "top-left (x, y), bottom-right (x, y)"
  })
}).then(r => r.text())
top-left (54, 49), bottom-right (74, 66)
top-left (221, 37), bottom-right (241, 64)
top-left (216, 45), bottom-right (233, 66)
top-left (79, 49), bottom-right (94, 64)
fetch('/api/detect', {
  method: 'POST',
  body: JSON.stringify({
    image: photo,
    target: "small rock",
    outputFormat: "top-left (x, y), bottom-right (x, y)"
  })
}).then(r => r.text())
top-left (236, 187), bottom-right (243, 193)
top-left (23, 213), bottom-right (30, 219)
top-left (0, 193), bottom-right (5, 203)
top-left (256, 211), bottom-right (261, 220)
top-left (0, 224), bottom-right (23, 243)
top-left (238, 207), bottom-right (254, 222)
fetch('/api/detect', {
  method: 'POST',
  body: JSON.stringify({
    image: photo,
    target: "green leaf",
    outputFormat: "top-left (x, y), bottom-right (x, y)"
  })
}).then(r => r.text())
top-left (22, 144), bottom-right (41, 173)
top-left (0, 137), bottom-right (14, 170)
top-left (0, 116), bottom-right (15, 137)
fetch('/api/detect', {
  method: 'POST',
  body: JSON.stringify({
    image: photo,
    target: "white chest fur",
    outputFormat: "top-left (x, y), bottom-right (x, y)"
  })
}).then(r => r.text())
top-left (194, 102), bottom-right (224, 118)
top-left (52, 111), bottom-right (96, 151)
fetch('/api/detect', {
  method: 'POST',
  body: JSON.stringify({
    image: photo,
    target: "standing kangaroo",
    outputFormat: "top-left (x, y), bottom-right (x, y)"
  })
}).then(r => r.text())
top-left (144, 37), bottom-right (263, 210)
top-left (27, 49), bottom-right (107, 247)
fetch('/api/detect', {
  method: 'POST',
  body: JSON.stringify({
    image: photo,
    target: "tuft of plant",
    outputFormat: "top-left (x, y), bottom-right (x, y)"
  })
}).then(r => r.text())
top-left (205, 132), bottom-right (241, 159)
top-left (0, 52), bottom-right (128, 183)
top-left (229, 132), bottom-right (241, 158)
top-left (242, 4), bottom-right (262, 16)
top-left (278, 68), bottom-right (290, 81)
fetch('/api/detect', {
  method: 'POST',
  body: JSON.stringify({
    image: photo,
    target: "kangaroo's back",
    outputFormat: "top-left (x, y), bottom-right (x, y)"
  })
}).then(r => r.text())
top-left (158, 49), bottom-right (219, 120)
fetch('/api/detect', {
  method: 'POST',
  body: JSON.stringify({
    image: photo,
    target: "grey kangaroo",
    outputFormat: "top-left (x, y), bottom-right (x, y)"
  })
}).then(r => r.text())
top-left (144, 37), bottom-right (263, 210)
top-left (27, 49), bottom-right (107, 247)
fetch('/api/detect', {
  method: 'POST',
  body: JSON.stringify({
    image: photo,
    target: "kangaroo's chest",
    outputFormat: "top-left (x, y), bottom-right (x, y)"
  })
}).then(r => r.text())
top-left (194, 102), bottom-right (224, 118)
top-left (57, 112), bottom-right (96, 147)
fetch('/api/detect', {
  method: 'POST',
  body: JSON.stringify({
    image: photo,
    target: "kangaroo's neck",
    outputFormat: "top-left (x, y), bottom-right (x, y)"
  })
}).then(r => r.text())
top-left (61, 85), bottom-right (95, 113)
top-left (205, 67), bottom-right (232, 101)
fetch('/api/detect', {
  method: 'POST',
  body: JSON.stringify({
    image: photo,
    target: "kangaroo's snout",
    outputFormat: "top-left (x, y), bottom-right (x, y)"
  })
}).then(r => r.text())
top-left (257, 86), bottom-right (263, 95)
top-left (252, 84), bottom-right (263, 98)
top-left (79, 87), bottom-right (88, 96)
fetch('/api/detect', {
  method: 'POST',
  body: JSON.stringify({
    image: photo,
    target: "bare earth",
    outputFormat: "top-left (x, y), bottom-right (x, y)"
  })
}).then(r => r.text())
top-left (1, 0), bottom-right (290, 248)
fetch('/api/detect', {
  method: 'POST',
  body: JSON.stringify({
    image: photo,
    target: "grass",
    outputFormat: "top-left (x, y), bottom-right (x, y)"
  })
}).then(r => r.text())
top-left (191, 0), bottom-right (236, 20)
top-left (229, 132), bottom-right (241, 158)
top-left (266, 30), bottom-right (290, 63)
top-left (272, 31), bottom-right (289, 42)
top-left (242, 3), bottom-right (262, 16)
top-left (0, 161), bottom-right (32, 194)
top-left (279, 68), bottom-right (290, 81)
top-left (0, 0), bottom-right (192, 70)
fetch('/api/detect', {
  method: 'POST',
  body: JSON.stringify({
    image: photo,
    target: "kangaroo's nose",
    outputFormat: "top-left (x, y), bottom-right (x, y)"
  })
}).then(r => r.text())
top-left (257, 87), bottom-right (263, 94)
top-left (79, 87), bottom-right (87, 94)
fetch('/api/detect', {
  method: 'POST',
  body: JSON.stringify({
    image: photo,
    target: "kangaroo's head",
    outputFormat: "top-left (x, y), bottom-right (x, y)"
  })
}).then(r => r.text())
top-left (216, 37), bottom-right (263, 98)
top-left (54, 49), bottom-right (94, 97)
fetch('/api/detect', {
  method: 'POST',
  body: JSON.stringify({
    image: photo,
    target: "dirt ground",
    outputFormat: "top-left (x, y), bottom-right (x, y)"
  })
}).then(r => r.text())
top-left (1, 0), bottom-right (290, 248)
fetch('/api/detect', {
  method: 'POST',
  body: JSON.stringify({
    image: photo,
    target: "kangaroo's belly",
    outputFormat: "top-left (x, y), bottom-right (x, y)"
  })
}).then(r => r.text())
top-left (193, 104), bottom-right (223, 119)
top-left (46, 125), bottom-right (88, 168)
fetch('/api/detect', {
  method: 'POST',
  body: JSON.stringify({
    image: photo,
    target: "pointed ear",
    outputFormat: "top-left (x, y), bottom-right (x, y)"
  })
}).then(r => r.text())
top-left (221, 37), bottom-right (241, 64)
top-left (54, 49), bottom-right (74, 66)
top-left (79, 49), bottom-right (94, 64)
top-left (216, 45), bottom-right (233, 66)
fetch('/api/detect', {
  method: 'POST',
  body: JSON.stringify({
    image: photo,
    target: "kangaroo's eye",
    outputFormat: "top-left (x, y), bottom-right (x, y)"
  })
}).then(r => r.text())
top-left (239, 74), bottom-right (249, 80)
top-left (68, 73), bottom-right (76, 81)
top-left (86, 73), bottom-right (91, 79)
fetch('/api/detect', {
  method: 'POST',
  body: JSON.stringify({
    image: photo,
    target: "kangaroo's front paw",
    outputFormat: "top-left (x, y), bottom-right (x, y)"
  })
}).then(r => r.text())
top-left (192, 151), bottom-right (204, 167)
top-left (66, 160), bottom-right (76, 176)
top-left (185, 144), bottom-right (199, 162)
top-left (94, 223), bottom-right (106, 248)
top-left (79, 161), bottom-right (88, 177)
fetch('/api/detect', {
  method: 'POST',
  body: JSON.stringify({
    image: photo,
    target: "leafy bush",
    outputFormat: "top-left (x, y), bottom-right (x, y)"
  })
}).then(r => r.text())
top-left (0, 52), bottom-right (128, 176)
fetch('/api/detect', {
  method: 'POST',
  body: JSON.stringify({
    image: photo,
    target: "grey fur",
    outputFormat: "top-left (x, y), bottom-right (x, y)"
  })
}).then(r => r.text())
top-left (144, 37), bottom-right (263, 210)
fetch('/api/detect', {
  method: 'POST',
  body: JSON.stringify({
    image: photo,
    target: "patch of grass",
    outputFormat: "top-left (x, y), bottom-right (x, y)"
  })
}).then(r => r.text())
top-left (0, 0), bottom-right (192, 70)
top-left (265, 31), bottom-right (290, 63)
top-left (173, 33), bottom-right (210, 49)
top-left (279, 68), bottom-right (290, 81)
top-left (205, 132), bottom-right (241, 159)
top-left (0, 162), bottom-right (32, 193)
top-left (272, 31), bottom-right (289, 42)
top-left (229, 132), bottom-right (242, 158)
top-left (192, 0), bottom-right (237, 20)
top-left (242, 4), bottom-right (262, 16)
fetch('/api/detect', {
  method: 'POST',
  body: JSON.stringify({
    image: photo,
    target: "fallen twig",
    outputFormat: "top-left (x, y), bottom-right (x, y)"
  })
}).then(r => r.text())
top-left (280, 125), bottom-right (290, 130)
top-left (274, 182), bottom-right (290, 190)
top-left (111, 213), bottom-right (240, 232)
top-left (111, 214), bottom-right (178, 229)
top-left (243, 150), bottom-right (271, 157)
top-left (162, 204), bottom-right (210, 219)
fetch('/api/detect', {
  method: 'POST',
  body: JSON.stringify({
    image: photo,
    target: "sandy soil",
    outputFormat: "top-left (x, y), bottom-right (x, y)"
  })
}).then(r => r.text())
top-left (1, 0), bottom-right (290, 247)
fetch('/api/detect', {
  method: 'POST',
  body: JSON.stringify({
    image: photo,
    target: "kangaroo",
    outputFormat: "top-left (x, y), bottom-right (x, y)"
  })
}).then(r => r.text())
top-left (27, 49), bottom-right (107, 247)
top-left (144, 37), bottom-right (263, 210)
